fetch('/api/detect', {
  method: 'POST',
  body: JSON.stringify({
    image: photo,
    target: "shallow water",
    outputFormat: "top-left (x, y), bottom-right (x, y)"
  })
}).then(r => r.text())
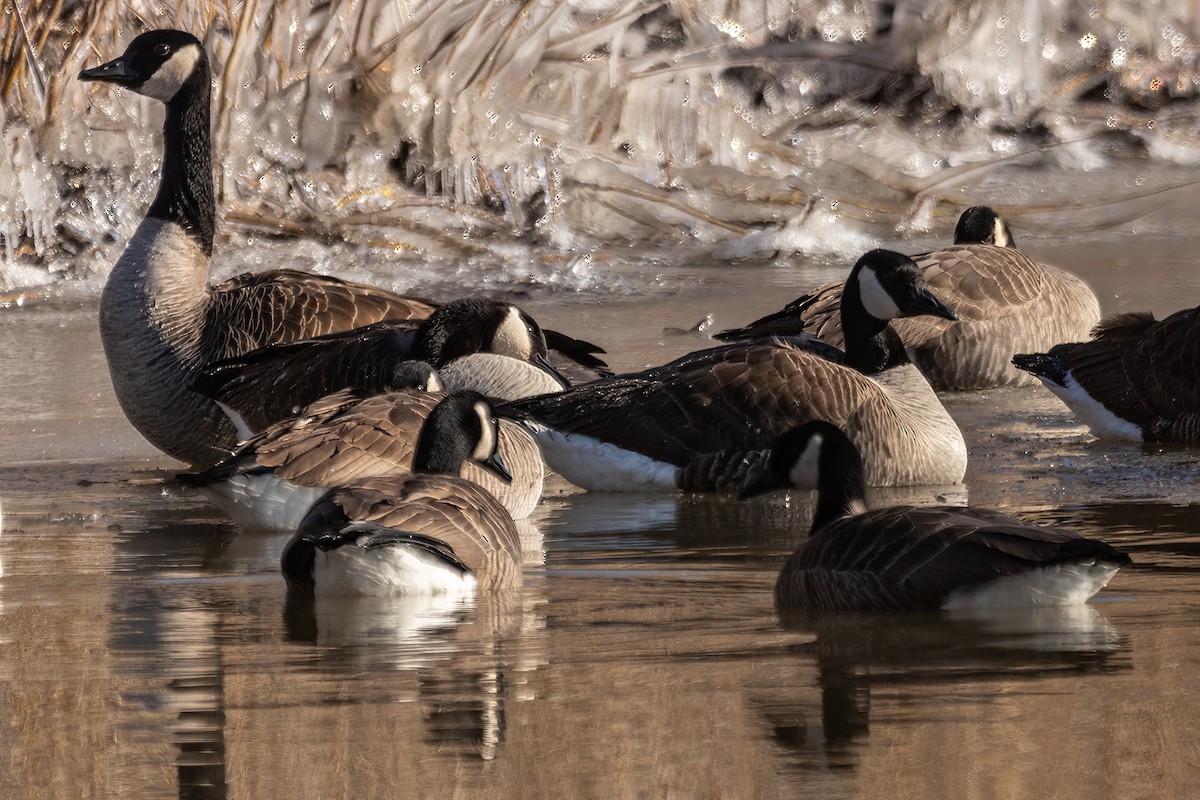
top-left (3, 169), bottom-right (1200, 798)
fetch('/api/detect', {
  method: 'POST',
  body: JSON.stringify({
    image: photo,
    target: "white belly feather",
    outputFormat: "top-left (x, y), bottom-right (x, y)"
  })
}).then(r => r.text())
top-left (521, 423), bottom-right (679, 491)
top-left (197, 475), bottom-right (326, 533)
top-left (1037, 373), bottom-right (1144, 442)
top-left (942, 560), bottom-right (1122, 609)
top-left (313, 545), bottom-right (478, 596)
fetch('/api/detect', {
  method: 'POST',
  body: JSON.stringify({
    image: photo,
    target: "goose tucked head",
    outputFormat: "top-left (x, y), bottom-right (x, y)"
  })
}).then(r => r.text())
top-left (954, 206), bottom-right (1015, 248)
top-left (490, 306), bottom-right (542, 361)
top-left (413, 391), bottom-right (512, 483)
top-left (852, 249), bottom-right (958, 323)
top-left (79, 30), bottom-right (206, 103)
top-left (416, 298), bottom-right (569, 387)
top-left (384, 360), bottom-right (444, 394)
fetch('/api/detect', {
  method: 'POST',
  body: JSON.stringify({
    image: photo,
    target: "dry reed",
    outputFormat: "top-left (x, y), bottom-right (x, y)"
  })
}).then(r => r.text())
top-left (2, 0), bottom-right (1200, 278)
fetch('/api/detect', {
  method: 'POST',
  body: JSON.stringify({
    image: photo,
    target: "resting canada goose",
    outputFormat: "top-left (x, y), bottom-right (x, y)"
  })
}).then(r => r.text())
top-left (79, 30), bottom-right (607, 466)
top-left (714, 207), bottom-right (1100, 390)
top-left (502, 249), bottom-right (968, 490)
top-left (280, 402), bottom-right (522, 597)
top-left (194, 297), bottom-right (578, 436)
top-left (740, 421), bottom-right (1130, 613)
top-left (952, 205), bottom-right (1016, 248)
top-left (1012, 307), bottom-right (1200, 442)
top-left (179, 390), bottom-right (543, 529)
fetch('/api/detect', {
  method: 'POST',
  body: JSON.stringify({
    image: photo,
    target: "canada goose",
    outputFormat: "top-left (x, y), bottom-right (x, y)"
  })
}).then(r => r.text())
top-left (740, 421), bottom-right (1130, 613)
top-left (952, 205), bottom-right (1016, 248)
top-left (714, 207), bottom-right (1100, 390)
top-left (501, 249), bottom-right (968, 490)
top-left (194, 297), bottom-right (579, 436)
top-left (179, 390), bottom-right (543, 530)
top-left (1012, 307), bottom-right (1200, 442)
top-left (280, 400), bottom-right (522, 597)
top-left (79, 30), bottom-right (607, 467)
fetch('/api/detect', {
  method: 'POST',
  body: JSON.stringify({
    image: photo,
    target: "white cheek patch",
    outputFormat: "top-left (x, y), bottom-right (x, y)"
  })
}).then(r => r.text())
top-left (471, 402), bottom-right (498, 461)
top-left (137, 46), bottom-right (202, 101)
top-left (787, 433), bottom-right (823, 489)
top-left (425, 371), bottom-right (445, 393)
top-left (490, 307), bottom-right (533, 359)
top-left (858, 267), bottom-right (902, 320)
top-left (993, 218), bottom-right (1011, 247)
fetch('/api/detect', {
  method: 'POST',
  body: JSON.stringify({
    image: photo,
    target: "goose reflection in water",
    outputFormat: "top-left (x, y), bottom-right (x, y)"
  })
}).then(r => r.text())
top-left (755, 604), bottom-right (1127, 774)
top-left (283, 589), bottom-right (531, 761)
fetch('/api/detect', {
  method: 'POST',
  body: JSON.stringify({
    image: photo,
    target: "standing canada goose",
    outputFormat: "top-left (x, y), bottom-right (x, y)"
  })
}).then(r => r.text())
top-left (78, 30), bottom-right (607, 467)
top-left (78, 30), bottom-right (438, 466)
top-left (280, 399), bottom-right (522, 596)
top-left (714, 207), bottom-right (1100, 390)
top-left (193, 297), bottom-right (581, 436)
top-left (179, 390), bottom-right (544, 530)
top-left (1012, 307), bottom-right (1200, 442)
top-left (740, 421), bottom-right (1130, 613)
top-left (501, 249), bottom-right (968, 490)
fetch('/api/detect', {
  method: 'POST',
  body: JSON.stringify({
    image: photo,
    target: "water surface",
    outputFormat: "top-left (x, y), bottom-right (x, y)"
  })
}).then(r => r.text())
top-left (2, 168), bottom-right (1200, 798)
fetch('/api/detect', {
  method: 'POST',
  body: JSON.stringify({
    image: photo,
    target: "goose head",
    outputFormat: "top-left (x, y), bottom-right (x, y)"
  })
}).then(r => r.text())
top-left (414, 391), bottom-right (512, 482)
top-left (79, 30), bottom-right (208, 104)
top-left (954, 206), bottom-right (1014, 248)
top-left (740, 421), bottom-right (862, 497)
top-left (384, 360), bottom-right (444, 394)
top-left (738, 421), bottom-right (867, 527)
top-left (415, 298), bottom-right (569, 388)
top-left (848, 249), bottom-right (958, 324)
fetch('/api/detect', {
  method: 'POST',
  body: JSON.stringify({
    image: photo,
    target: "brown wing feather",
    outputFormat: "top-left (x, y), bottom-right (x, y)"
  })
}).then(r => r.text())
top-left (1092, 311), bottom-right (1159, 341)
top-left (714, 282), bottom-right (844, 345)
top-left (790, 283), bottom-right (845, 345)
top-left (203, 273), bottom-right (609, 379)
top-left (195, 321), bottom-right (422, 433)
top-left (302, 477), bottom-right (522, 592)
top-left (251, 391), bottom-right (441, 483)
top-left (910, 244), bottom-right (1048, 318)
top-left (204, 270), bottom-right (437, 358)
top-left (509, 342), bottom-right (887, 465)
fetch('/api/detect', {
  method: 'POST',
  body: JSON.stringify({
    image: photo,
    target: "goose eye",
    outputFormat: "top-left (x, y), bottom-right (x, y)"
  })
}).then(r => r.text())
top-left (154, 43), bottom-right (172, 56)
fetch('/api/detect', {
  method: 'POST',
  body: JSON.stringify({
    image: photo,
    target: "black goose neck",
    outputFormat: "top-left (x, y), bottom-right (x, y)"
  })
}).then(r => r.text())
top-left (811, 453), bottom-right (867, 531)
top-left (148, 59), bottom-right (215, 256)
top-left (839, 272), bottom-right (906, 373)
top-left (412, 401), bottom-right (473, 475)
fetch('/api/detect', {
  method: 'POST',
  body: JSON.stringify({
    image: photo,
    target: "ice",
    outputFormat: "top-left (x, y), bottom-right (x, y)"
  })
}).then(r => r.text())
top-left (3, 1), bottom-right (1200, 292)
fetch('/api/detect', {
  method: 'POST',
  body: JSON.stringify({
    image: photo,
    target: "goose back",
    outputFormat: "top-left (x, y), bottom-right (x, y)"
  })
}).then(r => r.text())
top-left (194, 321), bottom-right (422, 435)
top-left (776, 505), bottom-right (1129, 612)
top-left (283, 475), bottom-right (523, 596)
top-left (902, 245), bottom-right (1101, 388)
